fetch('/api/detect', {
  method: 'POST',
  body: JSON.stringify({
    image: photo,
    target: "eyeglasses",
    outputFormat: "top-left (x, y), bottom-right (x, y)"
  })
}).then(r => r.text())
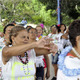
top-left (29, 32), bottom-right (37, 34)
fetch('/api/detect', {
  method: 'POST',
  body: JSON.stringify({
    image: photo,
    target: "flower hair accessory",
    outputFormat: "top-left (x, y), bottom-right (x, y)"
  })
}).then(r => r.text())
top-left (40, 24), bottom-right (44, 29)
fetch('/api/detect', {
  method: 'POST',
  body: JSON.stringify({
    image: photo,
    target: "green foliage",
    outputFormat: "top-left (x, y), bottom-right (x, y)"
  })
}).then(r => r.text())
top-left (61, 13), bottom-right (74, 26)
top-left (38, 0), bottom-right (80, 19)
top-left (31, 0), bottom-right (57, 26)
top-left (0, 23), bottom-right (3, 32)
top-left (0, 0), bottom-right (79, 32)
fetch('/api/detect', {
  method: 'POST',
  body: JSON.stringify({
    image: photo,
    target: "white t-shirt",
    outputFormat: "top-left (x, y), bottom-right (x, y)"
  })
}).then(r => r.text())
top-left (2, 49), bottom-right (36, 80)
top-left (48, 33), bottom-right (63, 51)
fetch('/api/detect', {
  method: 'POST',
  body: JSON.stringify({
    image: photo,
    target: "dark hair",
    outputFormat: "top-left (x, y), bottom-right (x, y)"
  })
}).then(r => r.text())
top-left (9, 26), bottom-right (26, 45)
top-left (60, 23), bottom-right (66, 31)
top-left (57, 24), bottom-right (66, 33)
top-left (27, 27), bottom-right (37, 33)
top-left (69, 20), bottom-right (80, 47)
top-left (3, 24), bottom-right (15, 34)
top-left (50, 25), bottom-right (57, 32)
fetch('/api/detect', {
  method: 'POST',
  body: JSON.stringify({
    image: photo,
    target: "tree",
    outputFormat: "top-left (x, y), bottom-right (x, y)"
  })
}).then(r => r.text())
top-left (38, 0), bottom-right (80, 19)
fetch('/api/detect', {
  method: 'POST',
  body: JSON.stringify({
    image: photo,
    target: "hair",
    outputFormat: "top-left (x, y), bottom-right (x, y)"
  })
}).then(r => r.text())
top-left (36, 25), bottom-right (43, 30)
top-left (27, 27), bottom-right (37, 33)
top-left (57, 24), bottom-right (66, 33)
top-left (36, 25), bottom-right (43, 34)
top-left (26, 26), bottom-right (32, 31)
top-left (69, 19), bottom-right (80, 47)
top-left (60, 24), bottom-right (66, 31)
top-left (3, 24), bottom-right (15, 34)
top-left (50, 25), bottom-right (57, 32)
top-left (9, 26), bottom-right (26, 45)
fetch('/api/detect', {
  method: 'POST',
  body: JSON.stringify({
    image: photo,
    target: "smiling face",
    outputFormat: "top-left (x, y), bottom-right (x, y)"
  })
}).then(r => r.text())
top-left (12, 30), bottom-right (29, 45)
top-left (51, 26), bottom-right (57, 34)
top-left (28, 28), bottom-right (37, 40)
top-left (60, 25), bottom-right (66, 32)
top-left (36, 26), bottom-right (43, 36)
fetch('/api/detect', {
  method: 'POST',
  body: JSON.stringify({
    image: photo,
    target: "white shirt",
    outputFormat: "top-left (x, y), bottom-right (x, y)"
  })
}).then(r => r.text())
top-left (48, 33), bottom-right (63, 51)
top-left (36, 36), bottom-right (44, 67)
top-left (2, 49), bottom-right (36, 80)
top-left (57, 56), bottom-right (80, 80)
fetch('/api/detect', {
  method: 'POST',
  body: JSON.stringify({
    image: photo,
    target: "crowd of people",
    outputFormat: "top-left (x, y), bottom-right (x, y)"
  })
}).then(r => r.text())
top-left (0, 19), bottom-right (80, 80)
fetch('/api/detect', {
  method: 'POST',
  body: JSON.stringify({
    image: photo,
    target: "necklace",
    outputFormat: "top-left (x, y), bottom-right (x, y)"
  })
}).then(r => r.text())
top-left (23, 64), bottom-right (29, 75)
top-left (18, 52), bottom-right (28, 64)
top-left (18, 52), bottom-right (29, 75)
top-left (72, 47), bottom-right (80, 58)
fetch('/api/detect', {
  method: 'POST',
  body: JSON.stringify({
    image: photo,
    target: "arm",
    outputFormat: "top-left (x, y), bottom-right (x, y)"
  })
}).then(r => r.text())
top-left (2, 37), bottom-right (52, 60)
top-left (35, 48), bottom-right (50, 56)
top-left (35, 42), bottom-right (58, 56)
top-left (2, 42), bottom-right (37, 58)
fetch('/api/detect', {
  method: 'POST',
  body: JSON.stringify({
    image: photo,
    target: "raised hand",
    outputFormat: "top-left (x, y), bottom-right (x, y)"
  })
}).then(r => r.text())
top-left (49, 43), bottom-right (58, 55)
top-left (36, 37), bottom-right (53, 49)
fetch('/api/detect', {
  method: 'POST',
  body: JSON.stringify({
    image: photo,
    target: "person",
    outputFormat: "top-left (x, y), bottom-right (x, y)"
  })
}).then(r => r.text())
top-left (1, 26), bottom-right (57, 80)
top-left (3, 23), bottom-right (15, 45)
top-left (26, 25), bottom-right (32, 32)
top-left (57, 24), bottom-right (66, 34)
top-left (60, 28), bottom-right (71, 48)
top-left (36, 25), bottom-right (50, 80)
top-left (0, 24), bottom-right (15, 80)
top-left (21, 17), bottom-right (27, 26)
top-left (28, 27), bottom-right (50, 80)
top-left (48, 25), bottom-right (63, 80)
top-left (57, 19), bottom-right (80, 80)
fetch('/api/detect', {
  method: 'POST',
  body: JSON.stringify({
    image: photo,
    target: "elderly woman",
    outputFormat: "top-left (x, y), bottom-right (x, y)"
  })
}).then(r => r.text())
top-left (57, 20), bottom-right (80, 80)
top-left (1, 26), bottom-right (57, 80)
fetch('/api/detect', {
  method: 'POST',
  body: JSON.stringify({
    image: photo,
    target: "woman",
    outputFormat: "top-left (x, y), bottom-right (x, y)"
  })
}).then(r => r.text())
top-left (2, 26), bottom-right (57, 80)
top-left (36, 25), bottom-right (50, 80)
top-left (28, 27), bottom-right (50, 80)
top-left (3, 23), bottom-right (15, 44)
top-left (57, 20), bottom-right (80, 80)
top-left (48, 25), bottom-right (63, 80)
top-left (0, 23), bottom-right (14, 80)
top-left (57, 24), bottom-right (66, 34)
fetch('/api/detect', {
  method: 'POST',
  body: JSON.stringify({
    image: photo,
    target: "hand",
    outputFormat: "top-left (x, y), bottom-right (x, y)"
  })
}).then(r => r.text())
top-left (36, 37), bottom-right (53, 49)
top-left (62, 34), bottom-right (68, 39)
top-left (49, 43), bottom-right (58, 56)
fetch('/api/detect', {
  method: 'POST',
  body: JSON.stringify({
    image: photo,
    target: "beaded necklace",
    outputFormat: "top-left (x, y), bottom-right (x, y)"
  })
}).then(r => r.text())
top-left (18, 52), bottom-right (28, 64)
top-left (18, 52), bottom-right (29, 75)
